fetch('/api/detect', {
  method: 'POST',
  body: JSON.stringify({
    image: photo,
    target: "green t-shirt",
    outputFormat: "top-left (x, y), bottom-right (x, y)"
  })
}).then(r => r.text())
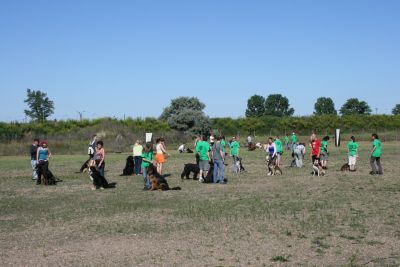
top-left (372, 139), bottom-right (382, 157)
top-left (347, 141), bottom-right (359, 156)
top-left (275, 139), bottom-right (282, 153)
top-left (220, 139), bottom-right (226, 153)
top-left (321, 140), bottom-right (328, 153)
top-left (196, 141), bottom-right (210, 161)
top-left (141, 151), bottom-right (153, 168)
top-left (230, 141), bottom-right (240, 156)
top-left (291, 134), bottom-right (297, 144)
top-left (284, 136), bottom-right (289, 143)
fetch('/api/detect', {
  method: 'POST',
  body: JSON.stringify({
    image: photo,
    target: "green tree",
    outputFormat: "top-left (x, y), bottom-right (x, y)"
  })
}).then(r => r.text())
top-left (159, 97), bottom-right (205, 120)
top-left (314, 97), bottom-right (337, 115)
top-left (340, 98), bottom-right (371, 115)
top-left (160, 97), bottom-right (211, 133)
top-left (392, 104), bottom-right (400, 115)
top-left (245, 94), bottom-right (265, 117)
top-left (264, 94), bottom-right (294, 117)
top-left (24, 88), bottom-right (55, 123)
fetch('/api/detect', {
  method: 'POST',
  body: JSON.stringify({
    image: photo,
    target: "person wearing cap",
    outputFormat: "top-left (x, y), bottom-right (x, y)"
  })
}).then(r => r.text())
top-left (36, 141), bottom-right (52, 185)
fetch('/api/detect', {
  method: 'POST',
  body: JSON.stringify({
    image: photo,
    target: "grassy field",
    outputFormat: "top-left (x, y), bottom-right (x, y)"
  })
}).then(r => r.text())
top-left (1, 142), bottom-right (399, 266)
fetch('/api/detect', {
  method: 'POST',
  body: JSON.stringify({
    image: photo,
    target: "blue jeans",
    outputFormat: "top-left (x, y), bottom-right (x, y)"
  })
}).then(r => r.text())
top-left (31, 160), bottom-right (38, 180)
top-left (142, 167), bottom-right (150, 189)
top-left (213, 159), bottom-right (225, 183)
top-left (134, 156), bottom-right (142, 175)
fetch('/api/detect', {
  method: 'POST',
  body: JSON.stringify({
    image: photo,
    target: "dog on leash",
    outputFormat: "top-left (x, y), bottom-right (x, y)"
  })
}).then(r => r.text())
top-left (231, 157), bottom-right (246, 174)
top-left (312, 159), bottom-right (325, 176)
top-left (147, 164), bottom-right (181, 191)
top-left (266, 155), bottom-right (282, 176)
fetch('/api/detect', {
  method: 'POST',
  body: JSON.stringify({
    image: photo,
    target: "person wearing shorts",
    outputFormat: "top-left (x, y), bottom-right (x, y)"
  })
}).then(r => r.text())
top-left (196, 135), bottom-right (210, 182)
top-left (347, 136), bottom-right (359, 171)
top-left (310, 133), bottom-right (321, 170)
top-left (155, 138), bottom-right (169, 175)
top-left (274, 136), bottom-right (283, 166)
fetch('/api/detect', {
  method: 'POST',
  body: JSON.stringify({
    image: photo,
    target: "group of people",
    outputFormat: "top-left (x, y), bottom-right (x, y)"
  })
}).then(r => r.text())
top-left (29, 131), bottom-right (384, 189)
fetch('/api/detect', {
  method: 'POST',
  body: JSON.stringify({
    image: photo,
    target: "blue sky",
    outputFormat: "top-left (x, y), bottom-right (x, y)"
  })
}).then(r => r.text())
top-left (0, 0), bottom-right (399, 122)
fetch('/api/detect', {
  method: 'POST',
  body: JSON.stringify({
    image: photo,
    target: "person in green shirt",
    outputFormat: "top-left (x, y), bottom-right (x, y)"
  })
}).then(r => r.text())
top-left (230, 136), bottom-right (240, 165)
top-left (370, 133), bottom-right (383, 175)
top-left (347, 136), bottom-right (359, 171)
top-left (320, 136), bottom-right (330, 169)
top-left (220, 136), bottom-right (227, 156)
top-left (291, 132), bottom-right (297, 150)
top-left (195, 135), bottom-right (210, 182)
top-left (284, 134), bottom-right (290, 150)
top-left (274, 136), bottom-right (283, 166)
top-left (141, 142), bottom-right (154, 190)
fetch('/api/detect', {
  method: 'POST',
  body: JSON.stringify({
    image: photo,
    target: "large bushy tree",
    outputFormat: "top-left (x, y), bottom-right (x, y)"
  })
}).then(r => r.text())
top-left (24, 88), bottom-right (55, 123)
top-left (314, 97), bottom-right (337, 115)
top-left (245, 94), bottom-right (265, 117)
top-left (264, 94), bottom-right (294, 117)
top-left (392, 104), bottom-right (400, 115)
top-left (160, 97), bottom-right (210, 133)
top-left (340, 98), bottom-right (371, 115)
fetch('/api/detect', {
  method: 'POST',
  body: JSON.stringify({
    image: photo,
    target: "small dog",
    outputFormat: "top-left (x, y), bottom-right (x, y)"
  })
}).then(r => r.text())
top-left (312, 159), bottom-right (325, 176)
top-left (147, 164), bottom-right (181, 191)
top-left (120, 155), bottom-right (134, 176)
top-left (231, 157), bottom-right (246, 174)
top-left (266, 155), bottom-right (282, 176)
top-left (181, 163), bottom-right (200, 179)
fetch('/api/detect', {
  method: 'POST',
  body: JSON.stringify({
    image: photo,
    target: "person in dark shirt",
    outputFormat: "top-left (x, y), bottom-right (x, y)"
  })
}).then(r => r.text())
top-left (29, 139), bottom-right (39, 180)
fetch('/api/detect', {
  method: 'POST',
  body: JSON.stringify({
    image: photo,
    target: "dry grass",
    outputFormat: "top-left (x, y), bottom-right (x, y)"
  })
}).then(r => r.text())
top-left (1, 142), bottom-right (400, 266)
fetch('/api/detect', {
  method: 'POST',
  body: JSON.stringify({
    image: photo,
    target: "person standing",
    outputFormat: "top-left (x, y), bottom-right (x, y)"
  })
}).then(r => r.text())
top-left (133, 140), bottom-right (143, 175)
top-left (36, 141), bottom-right (52, 185)
top-left (220, 136), bottom-right (227, 157)
top-left (320, 136), bottom-right (330, 169)
top-left (247, 134), bottom-right (253, 147)
top-left (284, 134), bottom-right (290, 150)
top-left (156, 138), bottom-right (169, 175)
top-left (310, 133), bottom-right (322, 172)
top-left (293, 142), bottom-right (306, 168)
top-left (230, 136), bottom-right (240, 165)
top-left (347, 136), bottom-right (359, 171)
top-left (141, 142), bottom-right (154, 190)
top-left (274, 136), bottom-right (283, 166)
top-left (370, 133), bottom-right (383, 175)
top-left (30, 139), bottom-right (39, 180)
top-left (92, 141), bottom-right (105, 177)
top-left (196, 135), bottom-right (210, 182)
top-left (291, 132), bottom-right (298, 150)
top-left (212, 136), bottom-right (225, 184)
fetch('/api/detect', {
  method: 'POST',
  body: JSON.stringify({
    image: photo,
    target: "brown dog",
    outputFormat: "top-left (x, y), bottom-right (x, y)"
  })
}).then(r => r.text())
top-left (147, 164), bottom-right (181, 191)
top-left (340, 163), bottom-right (350, 171)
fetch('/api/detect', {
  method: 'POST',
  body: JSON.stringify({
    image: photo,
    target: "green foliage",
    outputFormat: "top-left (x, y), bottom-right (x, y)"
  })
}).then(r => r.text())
top-left (24, 88), bottom-right (55, 122)
top-left (392, 104), bottom-right (400, 115)
top-left (340, 98), bottom-right (371, 115)
top-left (264, 94), bottom-right (294, 117)
top-left (159, 96), bottom-right (211, 134)
top-left (314, 97), bottom-right (337, 115)
top-left (245, 94), bottom-right (265, 117)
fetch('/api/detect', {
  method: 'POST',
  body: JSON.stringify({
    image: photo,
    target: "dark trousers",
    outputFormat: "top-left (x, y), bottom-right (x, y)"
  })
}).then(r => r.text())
top-left (134, 156), bottom-right (142, 175)
top-left (370, 156), bottom-right (383, 174)
top-left (95, 160), bottom-right (105, 177)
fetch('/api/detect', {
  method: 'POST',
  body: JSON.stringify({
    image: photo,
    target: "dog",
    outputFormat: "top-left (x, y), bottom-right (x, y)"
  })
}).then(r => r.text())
top-left (248, 144), bottom-right (257, 151)
top-left (89, 166), bottom-right (116, 189)
top-left (79, 158), bottom-right (91, 173)
top-left (266, 155), bottom-right (282, 176)
top-left (147, 164), bottom-right (181, 191)
top-left (36, 161), bottom-right (58, 185)
top-left (312, 159), bottom-right (325, 176)
top-left (201, 163), bottom-right (228, 184)
top-left (186, 148), bottom-right (194, 153)
top-left (340, 163), bottom-right (350, 171)
top-left (231, 157), bottom-right (246, 174)
top-left (120, 155), bottom-right (134, 176)
top-left (181, 163), bottom-right (200, 179)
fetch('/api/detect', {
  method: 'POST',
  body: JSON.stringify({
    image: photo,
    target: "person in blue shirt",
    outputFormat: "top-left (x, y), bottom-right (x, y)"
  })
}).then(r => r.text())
top-left (36, 141), bottom-right (52, 185)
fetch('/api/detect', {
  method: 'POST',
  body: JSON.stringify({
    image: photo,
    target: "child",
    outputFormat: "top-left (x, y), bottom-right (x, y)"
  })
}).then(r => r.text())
top-left (274, 136), bottom-right (283, 166)
top-left (347, 136), bottom-right (359, 171)
top-left (141, 142), bottom-right (154, 190)
top-left (320, 136), bottom-right (330, 169)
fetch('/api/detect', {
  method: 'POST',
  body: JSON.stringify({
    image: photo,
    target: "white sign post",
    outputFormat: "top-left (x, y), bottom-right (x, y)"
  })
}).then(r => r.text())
top-left (335, 129), bottom-right (340, 147)
top-left (145, 133), bottom-right (153, 143)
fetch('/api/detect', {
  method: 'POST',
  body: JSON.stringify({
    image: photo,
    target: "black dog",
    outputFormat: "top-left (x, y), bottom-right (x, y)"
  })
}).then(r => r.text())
top-left (186, 148), bottom-right (194, 153)
top-left (120, 155), bottom-right (135, 176)
top-left (89, 166), bottom-right (116, 189)
top-left (36, 161), bottom-right (58, 185)
top-left (181, 163), bottom-right (200, 179)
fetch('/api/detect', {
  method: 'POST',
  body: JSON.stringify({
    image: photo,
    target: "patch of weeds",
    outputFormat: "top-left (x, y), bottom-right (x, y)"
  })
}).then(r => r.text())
top-left (346, 254), bottom-right (359, 267)
top-left (339, 234), bottom-right (365, 244)
top-left (297, 233), bottom-right (307, 239)
top-left (366, 240), bottom-right (384, 246)
top-left (271, 255), bottom-right (290, 262)
top-left (311, 236), bottom-right (330, 255)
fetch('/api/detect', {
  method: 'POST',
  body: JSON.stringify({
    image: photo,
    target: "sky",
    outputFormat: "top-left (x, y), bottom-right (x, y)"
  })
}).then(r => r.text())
top-left (0, 0), bottom-right (399, 122)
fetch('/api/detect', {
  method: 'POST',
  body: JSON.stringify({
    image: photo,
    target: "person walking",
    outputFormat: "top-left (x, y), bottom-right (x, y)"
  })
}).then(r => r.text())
top-left (291, 132), bottom-right (298, 150)
top-left (284, 134), bottom-right (290, 150)
top-left (212, 136), bottom-right (225, 184)
top-left (320, 136), bottom-right (330, 169)
top-left (230, 136), bottom-right (240, 165)
top-left (133, 140), bottom-right (143, 175)
top-left (30, 138), bottom-right (39, 180)
top-left (310, 133), bottom-right (322, 173)
top-left (347, 136), bottom-right (359, 171)
top-left (155, 138), bottom-right (169, 175)
top-left (274, 136), bottom-right (283, 166)
top-left (196, 135), bottom-right (211, 182)
top-left (370, 133), bottom-right (383, 175)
